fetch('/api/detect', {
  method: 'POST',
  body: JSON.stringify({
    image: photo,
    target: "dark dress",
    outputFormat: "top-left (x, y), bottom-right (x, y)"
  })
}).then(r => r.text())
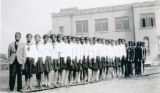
top-left (25, 57), bottom-right (36, 75)
top-left (44, 56), bottom-right (52, 73)
top-left (36, 57), bottom-right (44, 73)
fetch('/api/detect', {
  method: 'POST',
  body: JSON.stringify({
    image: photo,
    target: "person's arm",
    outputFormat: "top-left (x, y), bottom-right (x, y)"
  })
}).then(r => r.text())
top-left (8, 44), bottom-right (11, 64)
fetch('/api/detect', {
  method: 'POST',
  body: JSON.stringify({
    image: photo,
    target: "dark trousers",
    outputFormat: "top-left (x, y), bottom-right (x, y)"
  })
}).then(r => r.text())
top-left (135, 61), bottom-right (141, 75)
top-left (9, 58), bottom-right (22, 91)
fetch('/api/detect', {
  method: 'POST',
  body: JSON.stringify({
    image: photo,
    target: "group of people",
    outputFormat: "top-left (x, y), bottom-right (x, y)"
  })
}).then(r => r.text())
top-left (8, 32), bottom-right (146, 92)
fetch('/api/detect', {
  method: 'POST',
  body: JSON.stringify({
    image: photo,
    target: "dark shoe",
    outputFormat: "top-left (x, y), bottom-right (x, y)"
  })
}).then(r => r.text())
top-left (17, 89), bottom-right (22, 92)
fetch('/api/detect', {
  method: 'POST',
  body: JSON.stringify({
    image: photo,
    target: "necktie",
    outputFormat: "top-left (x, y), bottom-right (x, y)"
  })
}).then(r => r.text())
top-left (15, 42), bottom-right (18, 50)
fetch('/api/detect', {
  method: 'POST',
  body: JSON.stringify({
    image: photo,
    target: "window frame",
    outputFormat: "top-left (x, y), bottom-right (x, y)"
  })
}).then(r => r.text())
top-left (140, 13), bottom-right (156, 28)
top-left (76, 20), bottom-right (88, 34)
top-left (115, 16), bottom-right (130, 32)
top-left (95, 18), bottom-right (108, 32)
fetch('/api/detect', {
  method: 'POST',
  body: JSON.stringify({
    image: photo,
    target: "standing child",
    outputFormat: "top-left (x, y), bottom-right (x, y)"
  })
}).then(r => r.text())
top-left (34, 34), bottom-right (44, 89)
top-left (24, 34), bottom-right (36, 90)
top-left (43, 34), bottom-right (53, 88)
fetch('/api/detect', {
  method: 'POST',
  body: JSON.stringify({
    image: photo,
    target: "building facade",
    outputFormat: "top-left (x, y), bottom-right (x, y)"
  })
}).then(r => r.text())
top-left (52, 1), bottom-right (160, 65)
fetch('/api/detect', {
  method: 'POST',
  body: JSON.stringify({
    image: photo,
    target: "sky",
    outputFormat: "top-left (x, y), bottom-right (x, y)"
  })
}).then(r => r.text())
top-left (1, 0), bottom-right (156, 54)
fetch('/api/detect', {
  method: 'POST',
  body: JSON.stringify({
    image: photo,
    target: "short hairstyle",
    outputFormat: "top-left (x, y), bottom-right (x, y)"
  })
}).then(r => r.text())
top-left (15, 32), bottom-right (21, 36)
top-left (43, 34), bottom-right (49, 39)
top-left (26, 33), bottom-right (32, 38)
top-left (34, 34), bottom-right (41, 39)
top-left (50, 34), bottom-right (56, 38)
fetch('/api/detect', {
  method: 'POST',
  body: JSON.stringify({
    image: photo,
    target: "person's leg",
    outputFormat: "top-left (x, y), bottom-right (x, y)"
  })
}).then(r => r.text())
top-left (9, 63), bottom-right (16, 91)
top-left (16, 63), bottom-right (22, 91)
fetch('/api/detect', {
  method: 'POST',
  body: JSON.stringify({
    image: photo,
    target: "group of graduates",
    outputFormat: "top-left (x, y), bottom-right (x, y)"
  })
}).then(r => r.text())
top-left (21, 33), bottom-right (146, 91)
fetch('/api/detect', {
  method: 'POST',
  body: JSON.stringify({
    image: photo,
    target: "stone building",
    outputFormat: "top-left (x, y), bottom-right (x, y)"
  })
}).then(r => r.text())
top-left (51, 1), bottom-right (160, 65)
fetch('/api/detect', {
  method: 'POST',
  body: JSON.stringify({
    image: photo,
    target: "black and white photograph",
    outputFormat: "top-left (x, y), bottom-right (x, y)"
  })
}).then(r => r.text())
top-left (0, 0), bottom-right (160, 93)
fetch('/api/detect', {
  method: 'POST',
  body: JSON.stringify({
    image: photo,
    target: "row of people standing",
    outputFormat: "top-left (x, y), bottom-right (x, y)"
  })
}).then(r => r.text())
top-left (8, 32), bottom-right (146, 92)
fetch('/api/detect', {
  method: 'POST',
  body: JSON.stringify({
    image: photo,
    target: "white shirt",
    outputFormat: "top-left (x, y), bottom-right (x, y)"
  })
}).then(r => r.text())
top-left (43, 42), bottom-right (53, 59)
top-left (76, 43), bottom-right (82, 60)
top-left (52, 43), bottom-right (58, 59)
top-left (35, 43), bottom-right (45, 62)
top-left (71, 42), bottom-right (76, 59)
top-left (95, 43), bottom-right (101, 57)
top-left (84, 43), bottom-right (90, 57)
top-left (121, 44), bottom-right (127, 57)
top-left (25, 44), bottom-right (36, 58)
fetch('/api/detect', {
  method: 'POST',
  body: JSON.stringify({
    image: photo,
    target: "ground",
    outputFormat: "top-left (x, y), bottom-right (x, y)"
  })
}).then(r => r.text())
top-left (0, 67), bottom-right (160, 93)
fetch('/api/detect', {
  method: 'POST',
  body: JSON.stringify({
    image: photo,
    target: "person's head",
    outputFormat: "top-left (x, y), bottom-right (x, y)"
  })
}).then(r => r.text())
top-left (101, 38), bottom-right (105, 44)
top-left (63, 36), bottom-right (68, 43)
top-left (15, 32), bottom-right (21, 42)
top-left (50, 34), bottom-right (57, 42)
top-left (26, 33), bottom-right (32, 43)
top-left (89, 38), bottom-right (93, 45)
top-left (110, 39), bottom-right (114, 45)
top-left (67, 36), bottom-right (72, 43)
top-left (80, 37), bottom-right (85, 44)
top-left (137, 41), bottom-right (140, 47)
top-left (34, 34), bottom-right (41, 43)
top-left (105, 39), bottom-right (110, 45)
top-left (43, 34), bottom-right (50, 44)
top-left (97, 38), bottom-right (101, 44)
top-left (71, 37), bottom-right (76, 43)
top-left (142, 42), bottom-right (145, 47)
top-left (128, 41), bottom-right (132, 47)
top-left (118, 39), bottom-right (122, 44)
top-left (57, 34), bottom-right (62, 42)
top-left (115, 40), bottom-right (118, 45)
top-left (76, 37), bottom-right (80, 44)
top-left (121, 39), bottom-right (126, 44)
top-left (93, 37), bottom-right (97, 44)
top-left (84, 36), bottom-right (89, 43)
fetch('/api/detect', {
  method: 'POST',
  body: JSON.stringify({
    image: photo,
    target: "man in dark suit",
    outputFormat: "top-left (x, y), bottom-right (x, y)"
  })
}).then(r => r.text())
top-left (135, 42), bottom-right (142, 76)
top-left (8, 32), bottom-right (26, 91)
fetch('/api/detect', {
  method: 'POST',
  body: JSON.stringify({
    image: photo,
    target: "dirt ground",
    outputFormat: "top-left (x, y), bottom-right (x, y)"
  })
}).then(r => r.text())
top-left (0, 66), bottom-right (160, 93)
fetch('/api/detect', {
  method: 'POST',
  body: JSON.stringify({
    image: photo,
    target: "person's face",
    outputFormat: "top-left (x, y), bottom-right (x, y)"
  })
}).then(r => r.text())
top-left (43, 37), bottom-right (49, 43)
top-left (97, 40), bottom-right (101, 44)
top-left (93, 39), bottom-right (97, 44)
top-left (26, 35), bottom-right (32, 42)
top-left (81, 39), bottom-right (84, 44)
top-left (63, 37), bottom-right (67, 43)
top-left (72, 38), bottom-right (76, 43)
top-left (15, 33), bottom-right (21, 42)
top-left (51, 36), bottom-right (56, 42)
top-left (76, 39), bottom-right (80, 44)
top-left (58, 37), bottom-right (61, 42)
top-left (35, 35), bottom-right (40, 42)
top-left (102, 39), bottom-right (105, 44)
top-left (89, 39), bottom-right (93, 44)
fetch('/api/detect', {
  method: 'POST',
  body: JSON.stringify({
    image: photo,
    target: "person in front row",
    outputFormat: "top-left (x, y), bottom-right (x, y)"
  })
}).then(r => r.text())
top-left (24, 33), bottom-right (36, 90)
top-left (34, 34), bottom-right (44, 89)
top-left (8, 32), bottom-right (26, 92)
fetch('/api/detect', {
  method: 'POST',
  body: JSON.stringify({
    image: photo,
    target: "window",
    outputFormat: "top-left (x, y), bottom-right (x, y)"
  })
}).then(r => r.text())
top-left (140, 13), bottom-right (156, 28)
top-left (95, 19), bottom-right (108, 32)
top-left (76, 20), bottom-right (88, 34)
top-left (59, 26), bottom-right (64, 35)
top-left (143, 37), bottom-right (150, 53)
top-left (115, 16), bottom-right (130, 31)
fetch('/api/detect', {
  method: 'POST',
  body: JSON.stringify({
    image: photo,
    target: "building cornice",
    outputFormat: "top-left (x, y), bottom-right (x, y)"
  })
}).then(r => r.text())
top-left (52, 1), bottom-right (160, 17)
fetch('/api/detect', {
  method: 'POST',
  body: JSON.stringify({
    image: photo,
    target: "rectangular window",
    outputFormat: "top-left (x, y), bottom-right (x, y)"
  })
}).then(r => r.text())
top-left (76, 20), bottom-right (88, 34)
top-left (95, 19), bottom-right (108, 32)
top-left (140, 13), bottom-right (156, 28)
top-left (115, 16), bottom-right (130, 31)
